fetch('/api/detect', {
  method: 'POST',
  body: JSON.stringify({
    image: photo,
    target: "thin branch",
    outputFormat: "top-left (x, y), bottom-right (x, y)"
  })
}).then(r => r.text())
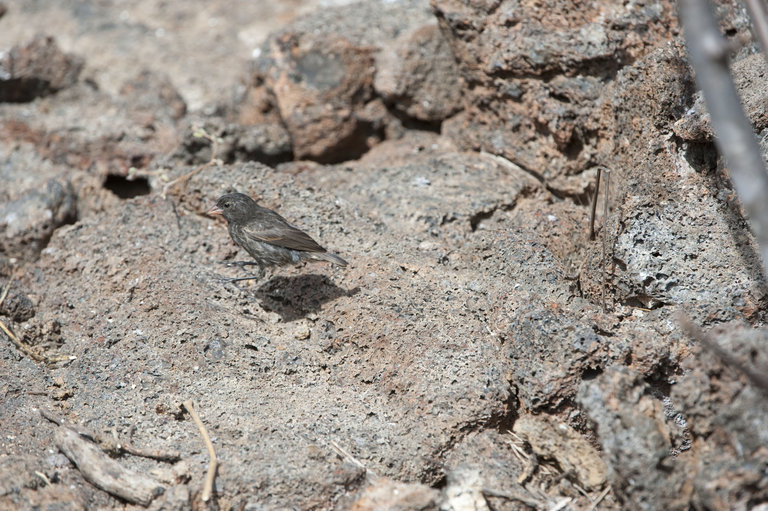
top-left (601, 168), bottom-right (611, 313)
top-left (330, 439), bottom-right (379, 481)
top-left (55, 427), bottom-right (164, 506)
top-left (481, 487), bottom-right (547, 510)
top-left (183, 400), bottom-right (218, 502)
top-left (588, 485), bottom-right (613, 511)
top-left (744, 0), bottom-right (768, 60)
top-left (0, 317), bottom-right (73, 364)
top-left (1, 317), bottom-right (43, 362)
top-left (118, 440), bottom-right (181, 463)
top-left (161, 129), bottom-right (220, 199)
top-left (678, 314), bottom-right (768, 394)
top-left (1, 274), bottom-right (72, 364)
top-left (679, 0), bottom-right (768, 277)
top-left (588, 167), bottom-right (602, 241)
top-left (0, 276), bottom-right (12, 307)
top-left (41, 409), bottom-right (181, 462)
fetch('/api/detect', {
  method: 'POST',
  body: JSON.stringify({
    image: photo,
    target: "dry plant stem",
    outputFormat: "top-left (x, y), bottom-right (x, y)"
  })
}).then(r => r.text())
top-left (588, 167), bottom-right (602, 241)
top-left (679, 0), bottom-right (768, 276)
top-left (601, 169), bottom-right (611, 313)
top-left (588, 485), bottom-right (612, 511)
top-left (745, 0), bottom-right (768, 59)
top-left (330, 439), bottom-right (379, 480)
top-left (0, 317), bottom-right (43, 362)
top-left (678, 315), bottom-right (768, 394)
top-left (55, 427), bottom-right (164, 506)
top-left (161, 132), bottom-right (219, 199)
top-left (1, 274), bottom-right (71, 364)
top-left (517, 451), bottom-right (539, 485)
top-left (183, 400), bottom-right (217, 502)
top-left (120, 442), bottom-right (182, 463)
top-left (35, 471), bottom-right (51, 486)
top-left (41, 409), bottom-right (181, 462)
top-left (0, 319), bottom-right (72, 364)
top-left (0, 275), bottom-right (12, 306)
top-left (550, 497), bottom-right (572, 511)
top-left (0, 279), bottom-right (34, 359)
top-left (481, 488), bottom-right (546, 509)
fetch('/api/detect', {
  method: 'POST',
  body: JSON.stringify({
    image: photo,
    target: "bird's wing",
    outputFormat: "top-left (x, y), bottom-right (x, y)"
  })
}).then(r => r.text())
top-left (241, 209), bottom-right (327, 253)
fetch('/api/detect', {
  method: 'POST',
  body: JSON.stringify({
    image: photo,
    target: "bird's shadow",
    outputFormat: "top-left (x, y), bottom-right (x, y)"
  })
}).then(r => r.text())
top-left (245, 274), bottom-right (359, 322)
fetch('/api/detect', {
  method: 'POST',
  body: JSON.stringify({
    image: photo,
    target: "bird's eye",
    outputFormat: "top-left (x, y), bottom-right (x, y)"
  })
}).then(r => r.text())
top-left (223, 203), bottom-right (230, 208)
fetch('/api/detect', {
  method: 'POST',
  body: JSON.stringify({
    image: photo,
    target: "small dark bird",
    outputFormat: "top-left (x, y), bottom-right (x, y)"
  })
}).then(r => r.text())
top-left (208, 192), bottom-right (347, 281)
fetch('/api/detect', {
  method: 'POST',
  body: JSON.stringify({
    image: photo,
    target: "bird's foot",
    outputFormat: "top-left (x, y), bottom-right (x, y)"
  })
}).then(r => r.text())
top-left (214, 275), bottom-right (262, 284)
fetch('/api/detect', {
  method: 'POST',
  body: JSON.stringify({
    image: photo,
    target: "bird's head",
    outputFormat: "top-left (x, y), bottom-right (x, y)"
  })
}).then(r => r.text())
top-left (207, 192), bottom-right (256, 224)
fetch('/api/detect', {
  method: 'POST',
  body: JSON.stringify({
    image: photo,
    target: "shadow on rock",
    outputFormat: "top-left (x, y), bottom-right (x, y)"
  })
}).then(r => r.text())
top-left (252, 274), bottom-right (358, 322)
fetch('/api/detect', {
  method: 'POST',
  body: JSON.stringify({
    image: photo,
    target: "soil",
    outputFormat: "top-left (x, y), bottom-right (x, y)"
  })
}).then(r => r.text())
top-left (1, 1), bottom-right (767, 510)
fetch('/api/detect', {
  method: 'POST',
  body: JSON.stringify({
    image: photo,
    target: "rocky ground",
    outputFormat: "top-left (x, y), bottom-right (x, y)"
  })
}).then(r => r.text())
top-left (1, 0), bottom-right (767, 510)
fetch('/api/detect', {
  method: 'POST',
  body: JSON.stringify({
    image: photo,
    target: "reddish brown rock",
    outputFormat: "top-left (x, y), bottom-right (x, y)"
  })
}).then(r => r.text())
top-left (260, 33), bottom-right (376, 162)
top-left (243, 0), bottom-right (439, 162)
top-left (433, 0), bottom-right (679, 179)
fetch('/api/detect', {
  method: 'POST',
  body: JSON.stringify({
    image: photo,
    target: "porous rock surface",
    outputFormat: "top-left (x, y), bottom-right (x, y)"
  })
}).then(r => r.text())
top-left (1, 0), bottom-right (767, 510)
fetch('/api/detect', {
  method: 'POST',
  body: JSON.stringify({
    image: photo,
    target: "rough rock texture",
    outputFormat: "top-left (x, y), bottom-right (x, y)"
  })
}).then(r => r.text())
top-left (1, 0), bottom-right (768, 510)
top-left (0, 0), bottom-right (326, 111)
top-left (6, 155), bottom-right (522, 508)
top-left (242, 0), bottom-right (451, 162)
top-left (0, 35), bottom-right (83, 102)
top-left (0, 179), bottom-right (77, 261)
top-left (0, 43), bottom-right (190, 263)
top-left (671, 323), bottom-right (768, 510)
top-left (585, 43), bottom-right (768, 323)
top-left (374, 23), bottom-right (461, 123)
top-left (176, 118), bottom-right (293, 166)
top-left (513, 413), bottom-right (607, 490)
top-left (674, 52), bottom-right (768, 147)
top-left (577, 367), bottom-right (692, 510)
top-left (432, 0), bottom-right (680, 180)
top-left (258, 33), bottom-right (376, 162)
top-left (342, 478), bottom-right (439, 511)
top-left (0, 278), bottom-right (35, 322)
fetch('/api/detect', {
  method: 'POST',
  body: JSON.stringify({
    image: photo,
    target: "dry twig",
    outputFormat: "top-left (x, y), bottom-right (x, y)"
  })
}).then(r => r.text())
top-left (55, 427), bottom-right (164, 505)
top-left (482, 487), bottom-right (547, 509)
top-left (679, 0), bottom-right (768, 277)
top-left (1, 275), bottom-right (72, 364)
top-left (162, 129), bottom-right (220, 199)
top-left (744, 0), bottom-right (768, 59)
top-left (41, 409), bottom-right (181, 462)
top-left (588, 485), bottom-right (613, 511)
top-left (0, 275), bottom-right (12, 306)
top-left (588, 166), bottom-right (603, 241)
top-left (330, 439), bottom-right (379, 480)
top-left (678, 315), bottom-right (768, 394)
top-left (0, 316), bottom-right (40, 360)
top-left (116, 438), bottom-right (182, 463)
top-left (0, 318), bottom-right (73, 364)
top-left (183, 400), bottom-right (218, 502)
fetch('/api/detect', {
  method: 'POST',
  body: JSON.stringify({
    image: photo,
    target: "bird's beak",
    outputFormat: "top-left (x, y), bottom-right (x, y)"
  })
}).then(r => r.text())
top-left (207, 205), bottom-right (223, 216)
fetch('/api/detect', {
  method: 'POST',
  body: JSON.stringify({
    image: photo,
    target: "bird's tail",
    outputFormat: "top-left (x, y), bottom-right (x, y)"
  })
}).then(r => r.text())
top-left (309, 252), bottom-right (348, 267)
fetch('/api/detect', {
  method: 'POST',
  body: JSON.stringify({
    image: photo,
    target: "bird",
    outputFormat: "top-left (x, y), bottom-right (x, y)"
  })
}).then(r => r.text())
top-left (207, 192), bottom-right (347, 282)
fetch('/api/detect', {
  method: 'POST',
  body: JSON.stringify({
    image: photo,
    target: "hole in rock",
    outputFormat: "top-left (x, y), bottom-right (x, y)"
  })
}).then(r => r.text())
top-left (104, 174), bottom-right (151, 199)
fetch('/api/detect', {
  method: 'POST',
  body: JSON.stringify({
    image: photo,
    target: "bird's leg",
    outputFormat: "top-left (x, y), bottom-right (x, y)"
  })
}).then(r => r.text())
top-left (220, 260), bottom-right (260, 268)
top-left (220, 275), bottom-right (262, 283)
top-left (215, 264), bottom-right (264, 284)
